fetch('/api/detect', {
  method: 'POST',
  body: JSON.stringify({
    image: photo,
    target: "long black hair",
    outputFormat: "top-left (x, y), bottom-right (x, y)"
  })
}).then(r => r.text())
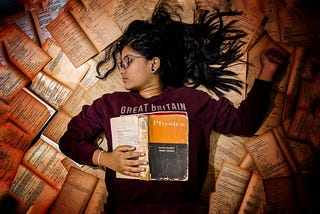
top-left (97, 0), bottom-right (247, 97)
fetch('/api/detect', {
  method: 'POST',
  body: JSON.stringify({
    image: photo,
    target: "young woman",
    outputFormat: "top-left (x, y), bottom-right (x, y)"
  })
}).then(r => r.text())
top-left (59, 2), bottom-right (286, 213)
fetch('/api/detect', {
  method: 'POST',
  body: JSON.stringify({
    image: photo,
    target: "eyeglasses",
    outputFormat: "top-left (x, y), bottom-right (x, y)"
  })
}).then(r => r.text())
top-left (117, 55), bottom-right (145, 70)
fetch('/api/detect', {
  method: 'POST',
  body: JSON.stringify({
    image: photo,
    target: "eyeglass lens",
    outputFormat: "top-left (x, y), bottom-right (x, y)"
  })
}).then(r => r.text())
top-left (118, 55), bottom-right (144, 70)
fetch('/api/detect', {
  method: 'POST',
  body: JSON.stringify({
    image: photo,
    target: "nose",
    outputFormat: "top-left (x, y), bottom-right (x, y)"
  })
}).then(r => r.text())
top-left (119, 67), bottom-right (125, 74)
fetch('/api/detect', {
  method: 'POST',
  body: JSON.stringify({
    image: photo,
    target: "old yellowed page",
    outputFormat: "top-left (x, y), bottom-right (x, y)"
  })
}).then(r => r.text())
top-left (62, 86), bottom-right (90, 116)
top-left (49, 166), bottom-right (99, 214)
top-left (82, 70), bottom-right (126, 104)
top-left (0, 101), bottom-right (10, 124)
top-left (69, 0), bottom-right (122, 52)
top-left (210, 134), bottom-right (248, 171)
top-left (0, 121), bottom-right (34, 151)
top-left (238, 152), bottom-right (259, 175)
top-left (286, 46), bottom-right (305, 96)
top-left (245, 130), bottom-right (292, 179)
top-left (262, 175), bottom-right (297, 213)
top-left (1, 24), bottom-right (51, 79)
top-left (287, 109), bottom-right (313, 142)
top-left (209, 162), bottom-right (251, 213)
top-left (5, 10), bottom-right (41, 45)
top-left (286, 138), bottom-right (317, 172)
top-left (272, 125), bottom-right (299, 174)
top-left (238, 172), bottom-right (266, 214)
top-left (22, 137), bottom-right (69, 190)
top-left (196, 0), bottom-right (231, 11)
top-left (0, 142), bottom-right (24, 195)
top-left (78, 58), bottom-right (100, 89)
top-left (9, 165), bottom-right (59, 214)
top-left (258, 0), bottom-right (284, 42)
top-left (103, 0), bottom-right (143, 32)
top-left (42, 39), bottom-right (90, 90)
top-left (7, 88), bottom-right (55, 136)
top-left (30, 71), bottom-right (73, 109)
top-left (31, 0), bottom-right (68, 45)
top-left (42, 110), bottom-right (72, 144)
top-left (0, 59), bottom-right (29, 101)
top-left (278, 4), bottom-right (320, 47)
top-left (138, 0), bottom-right (159, 20)
top-left (230, 2), bottom-right (265, 52)
top-left (83, 179), bottom-right (108, 214)
top-left (46, 4), bottom-right (98, 67)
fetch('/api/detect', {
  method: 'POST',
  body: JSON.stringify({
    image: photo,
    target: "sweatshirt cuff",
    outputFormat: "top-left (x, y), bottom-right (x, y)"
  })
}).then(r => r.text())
top-left (250, 78), bottom-right (273, 96)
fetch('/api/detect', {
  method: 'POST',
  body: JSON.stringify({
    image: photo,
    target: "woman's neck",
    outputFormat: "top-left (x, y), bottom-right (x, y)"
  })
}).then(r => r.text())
top-left (139, 85), bottom-right (163, 99)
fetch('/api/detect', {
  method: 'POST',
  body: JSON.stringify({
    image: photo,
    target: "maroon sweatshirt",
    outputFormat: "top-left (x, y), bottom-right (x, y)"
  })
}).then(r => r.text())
top-left (59, 79), bottom-right (272, 214)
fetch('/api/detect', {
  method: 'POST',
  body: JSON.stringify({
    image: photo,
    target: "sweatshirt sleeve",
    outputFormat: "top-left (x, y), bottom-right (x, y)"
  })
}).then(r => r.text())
top-left (59, 98), bottom-right (106, 166)
top-left (207, 78), bottom-right (273, 136)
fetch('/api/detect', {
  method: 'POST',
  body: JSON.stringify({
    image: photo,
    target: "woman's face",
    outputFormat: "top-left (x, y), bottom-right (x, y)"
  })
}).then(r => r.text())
top-left (119, 46), bottom-right (156, 91)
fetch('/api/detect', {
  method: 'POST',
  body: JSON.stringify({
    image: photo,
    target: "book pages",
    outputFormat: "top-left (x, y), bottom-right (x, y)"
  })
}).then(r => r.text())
top-left (209, 162), bottom-right (251, 213)
top-left (111, 114), bottom-right (150, 180)
top-left (245, 130), bottom-right (292, 179)
top-left (9, 165), bottom-right (59, 214)
top-left (6, 88), bottom-right (55, 136)
top-left (22, 138), bottom-right (69, 190)
top-left (0, 121), bottom-right (34, 151)
top-left (0, 24), bottom-right (51, 79)
top-left (31, 0), bottom-right (69, 45)
top-left (0, 142), bottom-right (24, 195)
top-left (238, 173), bottom-right (266, 214)
top-left (48, 166), bottom-right (99, 214)
top-left (46, 6), bottom-right (98, 67)
top-left (69, 0), bottom-right (122, 52)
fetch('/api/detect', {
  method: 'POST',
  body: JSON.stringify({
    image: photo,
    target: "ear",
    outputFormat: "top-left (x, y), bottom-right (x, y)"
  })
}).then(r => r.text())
top-left (151, 57), bottom-right (160, 73)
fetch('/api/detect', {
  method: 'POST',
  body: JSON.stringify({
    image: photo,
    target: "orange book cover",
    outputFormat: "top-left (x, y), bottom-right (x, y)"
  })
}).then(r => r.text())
top-left (148, 113), bottom-right (189, 181)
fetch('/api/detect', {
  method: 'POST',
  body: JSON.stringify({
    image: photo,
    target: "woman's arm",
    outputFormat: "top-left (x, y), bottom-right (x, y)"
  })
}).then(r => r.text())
top-left (59, 97), bottom-right (148, 177)
top-left (92, 146), bottom-right (148, 177)
top-left (207, 48), bottom-right (288, 136)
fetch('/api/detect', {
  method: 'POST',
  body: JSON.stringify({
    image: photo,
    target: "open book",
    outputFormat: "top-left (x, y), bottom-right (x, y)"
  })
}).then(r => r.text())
top-left (5, 136), bottom-right (107, 214)
top-left (0, 23), bottom-right (51, 101)
top-left (7, 137), bottom-right (68, 213)
top-left (46, 0), bottom-right (122, 67)
top-left (110, 113), bottom-right (189, 181)
top-left (244, 126), bottom-right (296, 179)
top-left (48, 166), bottom-right (107, 214)
top-left (209, 162), bottom-right (266, 214)
top-left (0, 87), bottom-right (56, 152)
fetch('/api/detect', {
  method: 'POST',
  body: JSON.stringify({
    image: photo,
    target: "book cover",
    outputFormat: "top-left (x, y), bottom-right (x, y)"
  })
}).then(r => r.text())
top-left (148, 114), bottom-right (189, 181)
top-left (110, 113), bottom-right (189, 181)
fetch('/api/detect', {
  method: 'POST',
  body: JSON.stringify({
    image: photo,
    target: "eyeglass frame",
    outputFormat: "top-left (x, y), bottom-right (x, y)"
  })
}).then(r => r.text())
top-left (117, 55), bottom-right (146, 70)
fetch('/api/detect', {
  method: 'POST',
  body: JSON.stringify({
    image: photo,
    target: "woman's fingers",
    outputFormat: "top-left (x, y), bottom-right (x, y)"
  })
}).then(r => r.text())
top-left (264, 48), bottom-right (288, 65)
top-left (120, 161), bottom-right (147, 177)
top-left (115, 145), bottom-right (136, 152)
top-left (113, 146), bottom-right (148, 176)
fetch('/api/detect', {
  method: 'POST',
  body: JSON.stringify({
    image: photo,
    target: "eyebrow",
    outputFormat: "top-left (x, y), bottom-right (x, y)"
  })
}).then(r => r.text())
top-left (121, 55), bottom-right (130, 60)
top-left (121, 54), bottom-right (143, 60)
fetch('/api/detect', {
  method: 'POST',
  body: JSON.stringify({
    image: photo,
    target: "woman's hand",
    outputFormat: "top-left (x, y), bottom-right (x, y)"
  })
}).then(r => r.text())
top-left (258, 48), bottom-right (289, 81)
top-left (103, 145), bottom-right (148, 177)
